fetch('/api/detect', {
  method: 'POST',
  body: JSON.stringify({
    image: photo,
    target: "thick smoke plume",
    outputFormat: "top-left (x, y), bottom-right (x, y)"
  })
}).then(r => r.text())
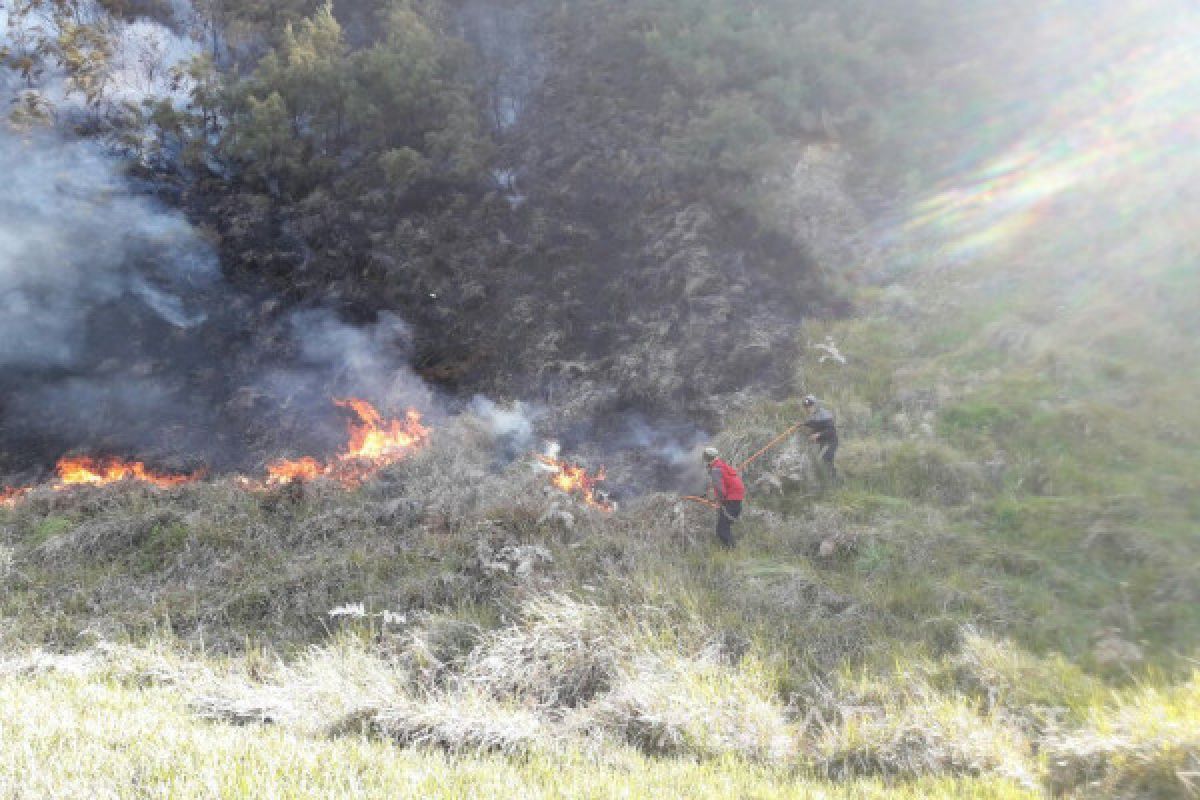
top-left (0, 1), bottom-right (741, 498)
top-left (0, 133), bottom-right (218, 369)
top-left (0, 126), bottom-right (235, 474)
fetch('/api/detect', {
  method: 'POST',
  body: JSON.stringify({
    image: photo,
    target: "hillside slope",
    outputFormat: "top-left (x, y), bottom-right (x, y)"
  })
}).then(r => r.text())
top-left (2, 209), bottom-right (1196, 796)
top-left (2, 0), bottom-right (1199, 797)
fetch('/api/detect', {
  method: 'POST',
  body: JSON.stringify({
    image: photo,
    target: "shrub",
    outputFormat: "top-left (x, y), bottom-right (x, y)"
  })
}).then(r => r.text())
top-left (857, 440), bottom-right (988, 504)
top-left (191, 637), bottom-right (410, 734)
top-left (947, 630), bottom-right (1101, 724)
top-left (812, 696), bottom-right (1032, 783)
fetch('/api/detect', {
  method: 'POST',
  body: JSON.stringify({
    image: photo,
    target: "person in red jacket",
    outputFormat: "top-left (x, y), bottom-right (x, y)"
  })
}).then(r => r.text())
top-left (703, 447), bottom-right (745, 548)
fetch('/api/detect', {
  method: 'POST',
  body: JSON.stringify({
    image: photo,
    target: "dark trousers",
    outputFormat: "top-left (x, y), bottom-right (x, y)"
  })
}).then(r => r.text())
top-left (716, 500), bottom-right (742, 548)
top-left (817, 440), bottom-right (838, 480)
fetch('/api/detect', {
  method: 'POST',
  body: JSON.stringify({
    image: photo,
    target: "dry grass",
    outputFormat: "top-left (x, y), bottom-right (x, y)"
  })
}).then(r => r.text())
top-left (460, 594), bottom-right (630, 708)
top-left (1043, 672), bottom-right (1200, 798)
top-left (591, 649), bottom-right (794, 761)
top-left (352, 689), bottom-right (546, 755)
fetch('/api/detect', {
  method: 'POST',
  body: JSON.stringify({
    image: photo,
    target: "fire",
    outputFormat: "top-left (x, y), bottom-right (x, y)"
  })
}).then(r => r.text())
top-left (2, 457), bottom-right (202, 508)
top-left (0, 399), bottom-right (430, 507)
top-left (265, 456), bottom-right (325, 485)
top-left (54, 456), bottom-right (203, 488)
top-left (535, 452), bottom-right (613, 511)
top-left (1, 486), bottom-right (31, 508)
top-left (337, 400), bottom-right (429, 463)
top-left (264, 399), bottom-right (430, 487)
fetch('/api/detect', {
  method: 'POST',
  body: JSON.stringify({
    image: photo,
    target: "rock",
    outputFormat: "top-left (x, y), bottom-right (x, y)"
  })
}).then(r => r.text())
top-left (510, 545), bottom-right (553, 585)
top-left (817, 531), bottom-right (859, 560)
top-left (477, 539), bottom-right (554, 585)
top-left (774, 443), bottom-right (814, 488)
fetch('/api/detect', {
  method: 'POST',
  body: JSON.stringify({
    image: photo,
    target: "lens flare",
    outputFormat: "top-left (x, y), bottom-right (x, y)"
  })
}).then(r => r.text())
top-left (895, 1), bottom-right (1200, 282)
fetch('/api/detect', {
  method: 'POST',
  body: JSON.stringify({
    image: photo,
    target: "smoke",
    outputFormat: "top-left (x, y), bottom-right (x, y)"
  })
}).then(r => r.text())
top-left (469, 395), bottom-right (537, 458)
top-left (1, 0), bottom-right (200, 121)
top-left (455, 0), bottom-right (547, 131)
top-left (0, 126), bottom-right (234, 472)
top-left (0, 0), bottom-right (706, 494)
top-left (0, 128), bottom-right (450, 474)
top-left (247, 310), bottom-right (441, 458)
top-left (0, 134), bottom-right (218, 369)
top-left (607, 414), bottom-right (711, 494)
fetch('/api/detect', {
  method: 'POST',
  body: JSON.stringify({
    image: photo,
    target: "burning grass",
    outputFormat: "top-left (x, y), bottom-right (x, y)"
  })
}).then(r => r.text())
top-left (534, 446), bottom-right (613, 511)
top-left (54, 456), bottom-right (204, 489)
top-left (2, 457), bottom-right (203, 508)
top-left (1, 398), bottom-right (431, 507)
top-left (265, 400), bottom-right (431, 488)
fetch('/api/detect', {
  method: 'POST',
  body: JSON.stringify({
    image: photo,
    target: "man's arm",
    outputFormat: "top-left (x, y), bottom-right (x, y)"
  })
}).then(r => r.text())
top-left (805, 410), bottom-right (837, 441)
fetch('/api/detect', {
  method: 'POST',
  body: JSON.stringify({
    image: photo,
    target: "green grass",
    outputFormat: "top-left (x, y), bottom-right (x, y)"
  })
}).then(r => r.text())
top-left (1, 183), bottom-right (1197, 797)
top-left (29, 514), bottom-right (73, 545)
top-left (0, 649), bottom-right (1049, 800)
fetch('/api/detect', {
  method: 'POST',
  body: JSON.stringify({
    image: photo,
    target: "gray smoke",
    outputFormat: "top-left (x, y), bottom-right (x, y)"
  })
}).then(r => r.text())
top-left (469, 395), bottom-right (538, 459)
top-left (0, 124), bottom-right (236, 474)
top-left (256, 310), bottom-right (438, 439)
top-left (1, 0), bottom-right (200, 124)
top-left (0, 132), bottom-right (218, 369)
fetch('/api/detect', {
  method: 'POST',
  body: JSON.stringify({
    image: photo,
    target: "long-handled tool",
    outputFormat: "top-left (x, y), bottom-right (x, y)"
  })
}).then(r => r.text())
top-left (680, 495), bottom-right (720, 509)
top-left (739, 422), bottom-right (804, 471)
top-left (678, 421), bottom-right (805, 509)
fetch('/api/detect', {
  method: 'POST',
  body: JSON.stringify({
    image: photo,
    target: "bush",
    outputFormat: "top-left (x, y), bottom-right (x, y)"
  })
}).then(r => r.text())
top-left (854, 440), bottom-right (988, 504)
top-left (191, 637), bottom-right (410, 733)
top-left (947, 630), bottom-right (1101, 724)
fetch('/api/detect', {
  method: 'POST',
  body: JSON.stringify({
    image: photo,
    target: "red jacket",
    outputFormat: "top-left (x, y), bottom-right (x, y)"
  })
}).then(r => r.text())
top-left (709, 458), bottom-right (745, 502)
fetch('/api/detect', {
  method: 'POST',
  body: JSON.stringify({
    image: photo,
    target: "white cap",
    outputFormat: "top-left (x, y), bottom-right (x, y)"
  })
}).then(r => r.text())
top-left (703, 447), bottom-right (719, 461)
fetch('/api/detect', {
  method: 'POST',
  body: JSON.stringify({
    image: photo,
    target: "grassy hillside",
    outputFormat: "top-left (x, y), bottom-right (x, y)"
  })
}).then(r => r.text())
top-left (2, 220), bottom-right (1197, 797)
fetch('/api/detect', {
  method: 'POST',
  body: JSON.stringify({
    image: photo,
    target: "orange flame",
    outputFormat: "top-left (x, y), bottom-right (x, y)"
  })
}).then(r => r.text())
top-left (264, 456), bottom-right (325, 486)
top-left (264, 399), bottom-right (430, 487)
top-left (54, 456), bottom-right (203, 489)
top-left (0, 399), bottom-right (430, 506)
top-left (1, 457), bottom-right (202, 508)
top-left (535, 453), bottom-right (613, 511)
